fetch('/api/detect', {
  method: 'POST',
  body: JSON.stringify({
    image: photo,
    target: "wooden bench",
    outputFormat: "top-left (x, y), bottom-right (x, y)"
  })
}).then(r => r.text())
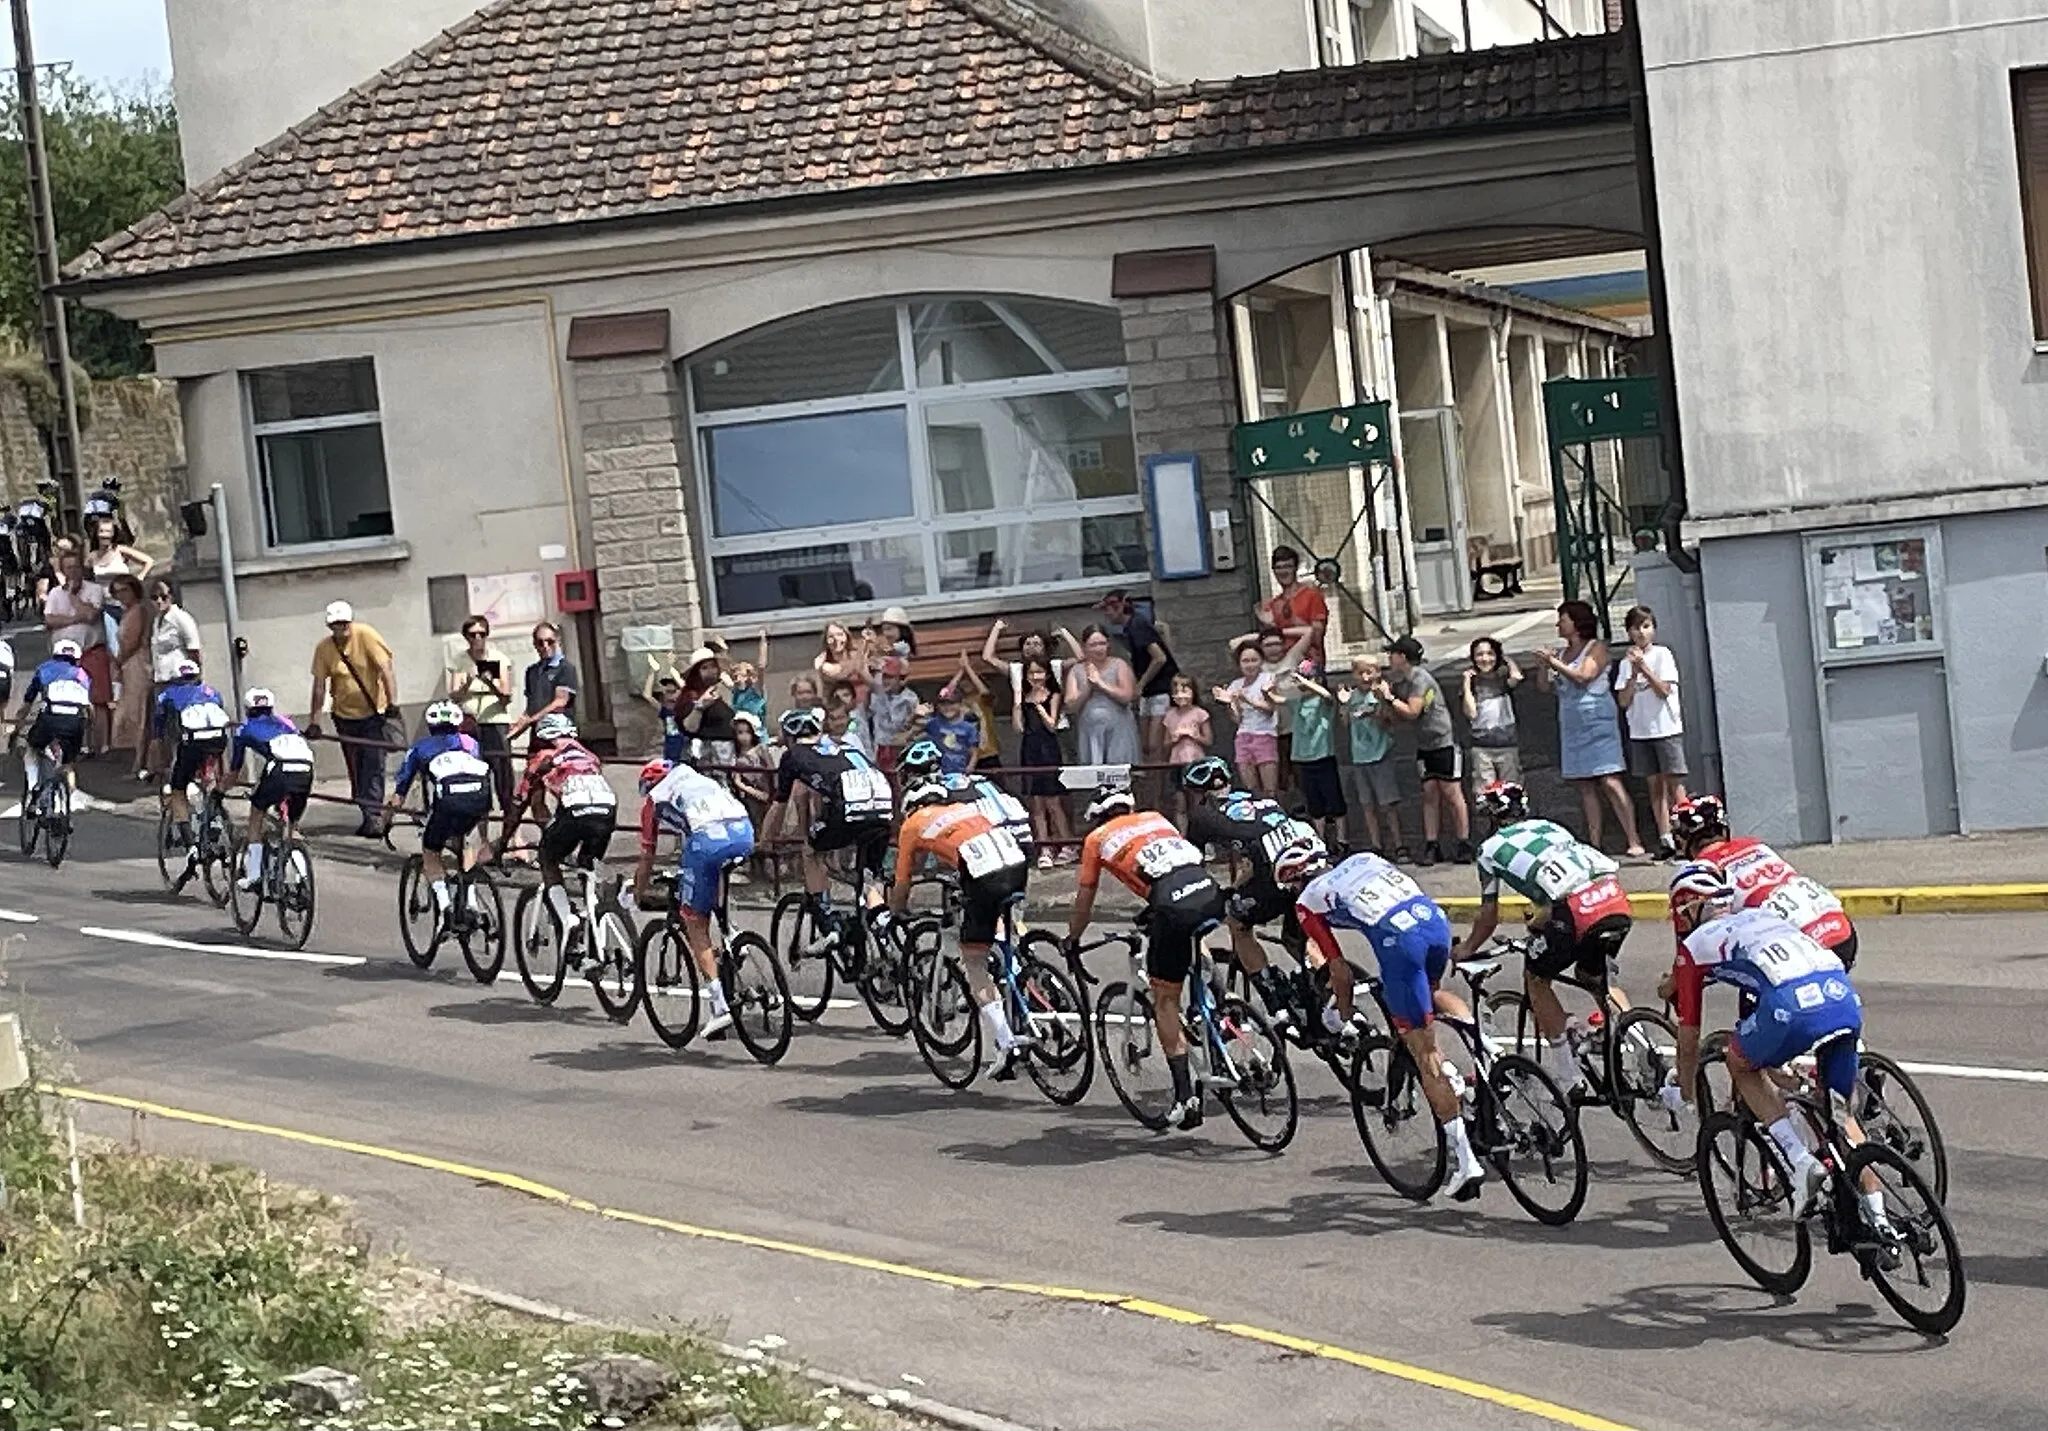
top-left (903, 619), bottom-right (992, 689)
top-left (1467, 536), bottom-right (1526, 603)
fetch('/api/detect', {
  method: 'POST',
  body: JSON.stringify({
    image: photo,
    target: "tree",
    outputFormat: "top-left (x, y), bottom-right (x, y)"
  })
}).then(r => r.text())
top-left (0, 72), bottom-right (182, 378)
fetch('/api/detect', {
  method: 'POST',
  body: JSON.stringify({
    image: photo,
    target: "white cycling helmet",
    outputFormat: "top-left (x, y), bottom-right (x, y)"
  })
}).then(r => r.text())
top-left (901, 777), bottom-right (949, 812)
top-left (51, 638), bottom-right (81, 660)
top-left (244, 687), bottom-right (275, 712)
top-left (1084, 784), bottom-right (1135, 823)
top-left (1668, 861), bottom-right (1736, 935)
top-left (424, 700), bottom-right (463, 730)
top-left (531, 712), bottom-right (577, 744)
top-left (1272, 839), bottom-right (1330, 888)
top-left (173, 658), bottom-right (201, 680)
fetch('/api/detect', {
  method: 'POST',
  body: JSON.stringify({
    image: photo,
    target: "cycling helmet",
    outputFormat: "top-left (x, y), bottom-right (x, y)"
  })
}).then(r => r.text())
top-left (899, 739), bottom-right (943, 778)
top-left (638, 758), bottom-right (673, 795)
top-left (1476, 780), bottom-right (1528, 821)
top-left (244, 687), bottom-right (275, 712)
top-left (1671, 795), bottom-right (1729, 854)
top-left (1668, 861), bottom-right (1736, 935)
top-left (1272, 839), bottom-right (1330, 888)
top-left (531, 713), bottom-right (577, 745)
top-left (424, 700), bottom-right (463, 730)
top-left (779, 706), bottom-right (823, 740)
top-left (51, 638), bottom-right (81, 660)
top-left (1181, 756), bottom-right (1233, 793)
top-left (901, 778), bottom-right (950, 811)
top-left (173, 657), bottom-right (201, 681)
top-left (1084, 783), bottom-right (1135, 823)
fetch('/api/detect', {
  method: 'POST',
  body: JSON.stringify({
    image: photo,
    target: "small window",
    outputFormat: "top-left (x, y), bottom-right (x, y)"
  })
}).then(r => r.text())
top-left (2014, 68), bottom-right (2048, 340)
top-left (246, 359), bottom-right (394, 547)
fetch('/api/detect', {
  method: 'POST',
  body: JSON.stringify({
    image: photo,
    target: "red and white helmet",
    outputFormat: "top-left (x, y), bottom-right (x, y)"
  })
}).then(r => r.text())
top-left (1272, 839), bottom-right (1330, 888)
top-left (638, 759), bottom-right (673, 795)
top-left (1668, 861), bottom-right (1736, 934)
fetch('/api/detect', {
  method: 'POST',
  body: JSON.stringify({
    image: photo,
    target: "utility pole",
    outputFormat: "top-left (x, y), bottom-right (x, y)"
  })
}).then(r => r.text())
top-left (10, 0), bottom-right (85, 531)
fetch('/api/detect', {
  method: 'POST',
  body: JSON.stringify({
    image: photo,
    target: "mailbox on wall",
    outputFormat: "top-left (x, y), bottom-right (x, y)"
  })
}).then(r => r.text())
top-left (554, 568), bottom-right (599, 613)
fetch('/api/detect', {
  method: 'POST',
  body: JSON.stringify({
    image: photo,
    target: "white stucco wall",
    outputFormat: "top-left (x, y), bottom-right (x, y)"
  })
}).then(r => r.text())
top-left (166, 0), bottom-right (485, 181)
top-left (1642, 1), bottom-right (2048, 523)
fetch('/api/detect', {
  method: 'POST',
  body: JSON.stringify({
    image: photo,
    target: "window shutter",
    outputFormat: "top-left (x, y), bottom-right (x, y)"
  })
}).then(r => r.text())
top-left (2013, 69), bottom-right (2048, 340)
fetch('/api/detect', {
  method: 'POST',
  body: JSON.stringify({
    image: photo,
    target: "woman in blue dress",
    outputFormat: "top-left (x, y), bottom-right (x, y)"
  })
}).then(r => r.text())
top-left (1537, 600), bottom-right (1645, 857)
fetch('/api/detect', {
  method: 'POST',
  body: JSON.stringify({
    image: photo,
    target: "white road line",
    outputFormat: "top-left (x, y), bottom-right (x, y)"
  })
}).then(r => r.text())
top-left (0, 907), bottom-right (38, 923)
top-left (79, 926), bottom-right (365, 968)
top-left (1894, 1059), bottom-right (2048, 1085)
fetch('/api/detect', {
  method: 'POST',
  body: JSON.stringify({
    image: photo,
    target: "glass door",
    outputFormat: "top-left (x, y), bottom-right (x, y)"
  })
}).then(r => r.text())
top-left (1399, 407), bottom-right (1471, 615)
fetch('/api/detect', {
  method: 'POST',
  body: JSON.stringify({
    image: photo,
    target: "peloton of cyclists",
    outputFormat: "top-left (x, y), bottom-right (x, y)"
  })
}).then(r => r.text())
top-left (634, 757), bottom-right (755, 1037)
top-left (386, 702), bottom-right (495, 924)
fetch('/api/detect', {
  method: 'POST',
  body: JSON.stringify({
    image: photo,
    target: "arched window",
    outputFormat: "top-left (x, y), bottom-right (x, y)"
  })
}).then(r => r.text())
top-left (685, 297), bottom-right (1145, 619)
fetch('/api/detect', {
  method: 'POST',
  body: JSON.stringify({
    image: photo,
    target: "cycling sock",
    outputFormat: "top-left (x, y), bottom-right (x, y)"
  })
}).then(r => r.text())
top-left (242, 844), bottom-right (264, 883)
top-left (1167, 1052), bottom-right (1194, 1103)
top-left (430, 878), bottom-right (451, 912)
top-left (707, 980), bottom-right (731, 1018)
top-left (1860, 1189), bottom-right (1888, 1227)
top-left (978, 999), bottom-right (1016, 1053)
top-left (21, 750), bottom-right (40, 790)
top-left (1767, 1115), bottom-right (1815, 1170)
top-left (1546, 1036), bottom-right (1583, 1090)
top-left (1444, 1112), bottom-right (1480, 1175)
top-left (1251, 967), bottom-right (1288, 1014)
top-left (544, 883), bottom-right (574, 927)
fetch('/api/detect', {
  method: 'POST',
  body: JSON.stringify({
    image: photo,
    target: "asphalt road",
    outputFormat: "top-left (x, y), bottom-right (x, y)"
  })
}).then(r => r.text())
top-left (5, 810), bottom-right (2046, 1431)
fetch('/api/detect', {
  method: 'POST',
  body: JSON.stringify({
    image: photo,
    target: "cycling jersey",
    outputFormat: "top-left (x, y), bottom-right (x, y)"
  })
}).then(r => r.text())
top-left (394, 732), bottom-right (492, 808)
top-left (1675, 907), bottom-right (1862, 1095)
top-left (1694, 835), bottom-right (1852, 952)
top-left (1475, 819), bottom-right (1617, 905)
top-left (516, 740), bottom-right (617, 817)
top-left (230, 713), bottom-right (316, 779)
top-left (1188, 791), bottom-right (1320, 878)
top-left (22, 658), bottom-right (90, 721)
top-left (1297, 853), bottom-right (1452, 1029)
top-left (941, 772), bottom-right (1033, 850)
top-left (153, 681), bottom-right (231, 742)
top-left (774, 739), bottom-right (892, 825)
top-left (1078, 811), bottom-right (1204, 899)
top-left (638, 764), bottom-right (751, 853)
top-left (895, 803), bottom-right (1026, 884)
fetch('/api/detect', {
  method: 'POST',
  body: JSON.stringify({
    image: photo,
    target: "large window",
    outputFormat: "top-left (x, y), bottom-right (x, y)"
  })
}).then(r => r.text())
top-left (2015, 68), bottom-right (2048, 341)
top-left (687, 298), bottom-right (1143, 620)
top-left (246, 359), bottom-right (395, 548)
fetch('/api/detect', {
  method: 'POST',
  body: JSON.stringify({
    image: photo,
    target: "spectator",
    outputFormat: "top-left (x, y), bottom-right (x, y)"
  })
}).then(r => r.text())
top-left (981, 620), bottom-right (1067, 726)
top-left (85, 515), bottom-right (151, 586)
top-left (108, 574), bottom-right (152, 780)
top-left (1257, 626), bottom-right (1308, 788)
top-left (925, 682), bottom-right (981, 775)
top-left (730, 711), bottom-right (776, 881)
top-left (1538, 600), bottom-right (1645, 857)
top-left (871, 606), bottom-right (917, 661)
top-left (1095, 589), bottom-right (1178, 777)
top-left (1161, 673), bottom-right (1212, 828)
top-left (865, 655), bottom-right (919, 772)
top-left (447, 616), bottom-right (517, 840)
top-left (1382, 635), bottom-right (1470, 866)
top-left (143, 579), bottom-right (202, 782)
top-left (1288, 659), bottom-right (1345, 849)
top-left (954, 656), bottom-right (1003, 773)
top-left (1257, 544), bottom-right (1329, 671)
top-left (1065, 625), bottom-right (1140, 768)
top-left (1613, 604), bottom-right (1689, 858)
top-left (813, 622), bottom-right (868, 717)
top-left (307, 600), bottom-right (399, 836)
top-left (509, 621), bottom-right (578, 741)
top-left (823, 690), bottom-right (865, 753)
top-left (641, 657), bottom-right (686, 763)
top-left (728, 629), bottom-right (769, 729)
top-left (1215, 640), bottom-right (1280, 794)
top-left (44, 550), bottom-right (108, 756)
top-left (1339, 654), bottom-right (1405, 858)
top-left (1015, 654), bottom-right (1072, 868)
top-left (677, 646), bottom-right (738, 773)
top-left (787, 671), bottom-right (822, 717)
top-left (1462, 637), bottom-right (1524, 795)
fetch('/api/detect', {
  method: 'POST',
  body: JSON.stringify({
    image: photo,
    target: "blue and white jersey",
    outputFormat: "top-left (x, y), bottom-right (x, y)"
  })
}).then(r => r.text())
top-left (394, 731), bottom-right (492, 805)
top-left (1680, 907), bottom-right (1850, 1004)
top-left (24, 658), bottom-right (89, 718)
top-left (231, 712), bottom-right (316, 778)
top-left (1295, 852), bottom-right (1439, 936)
top-left (941, 771), bottom-right (1033, 848)
top-left (153, 681), bottom-right (231, 741)
top-left (648, 764), bottom-right (752, 842)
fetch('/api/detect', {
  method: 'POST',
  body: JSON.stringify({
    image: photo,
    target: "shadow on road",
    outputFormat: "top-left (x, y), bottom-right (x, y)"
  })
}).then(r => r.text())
top-left (425, 998), bottom-right (610, 1028)
top-left (942, 1120), bottom-right (1288, 1169)
top-left (779, 1082), bottom-right (1015, 1118)
top-left (88, 886), bottom-right (190, 908)
top-left (1473, 1282), bottom-right (1942, 1354)
top-left (532, 1041), bottom-right (691, 1073)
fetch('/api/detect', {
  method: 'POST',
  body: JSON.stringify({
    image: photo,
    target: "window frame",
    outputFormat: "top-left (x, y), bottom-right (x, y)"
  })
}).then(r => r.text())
top-left (686, 299), bottom-right (1145, 625)
top-left (242, 357), bottom-right (397, 556)
top-left (2013, 67), bottom-right (2048, 343)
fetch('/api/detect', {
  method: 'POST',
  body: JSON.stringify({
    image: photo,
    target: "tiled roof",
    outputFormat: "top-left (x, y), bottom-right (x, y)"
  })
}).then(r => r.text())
top-left (71, 1), bottom-right (1628, 286)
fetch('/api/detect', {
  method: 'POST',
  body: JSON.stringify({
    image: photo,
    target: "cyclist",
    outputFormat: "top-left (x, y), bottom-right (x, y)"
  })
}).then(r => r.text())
top-left (1672, 795), bottom-right (1857, 967)
top-left (227, 689), bottom-right (317, 891)
top-left (765, 706), bottom-right (892, 928)
top-left (507, 713), bottom-right (618, 940)
top-left (153, 659), bottom-right (231, 879)
top-left (634, 757), bottom-right (754, 1037)
top-left (1291, 845), bottom-right (1487, 1198)
top-left (15, 637), bottom-right (89, 799)
top-left (1456, 781), bottom-right (1634, 1100)
top-left (1665, 864), bottom-right (1881, 1222)
top-left (1063, 781), bottom-right (1225, 1130)
top-left (387, 702), bottom-right (494, 922)
top-left (899, 739), bottom-right (1034, 856)
top-left (883, 777), bottom-right (1033, 1077)
top-left (1180, 755), bottom-right (1351, 1035)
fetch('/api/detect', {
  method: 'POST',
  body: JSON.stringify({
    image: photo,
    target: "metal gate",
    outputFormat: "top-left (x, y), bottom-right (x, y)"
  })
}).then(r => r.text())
top-left (1542, 376), bottom-right (1661, 638)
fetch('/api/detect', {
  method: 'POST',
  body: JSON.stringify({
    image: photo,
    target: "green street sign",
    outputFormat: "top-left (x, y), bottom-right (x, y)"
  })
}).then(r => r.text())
top-left (1542, 377), bottom-right (1660, 443)
top-left (1233, 402), bottom-right (1392, 478)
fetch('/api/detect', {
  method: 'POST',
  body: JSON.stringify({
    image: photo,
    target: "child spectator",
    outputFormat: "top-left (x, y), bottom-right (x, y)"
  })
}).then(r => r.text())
top-left (949, 651), bottom-right (1002, 772)
top-left (1614, 604), bottom-right (1689, 858)
top-left (823, 690), bottom-right (866, 754)
top-left (642, 657), bottom-right (684, 763)
top-left (1461, 637), bottom-right (1524, 795)
top-left (1216, 641), bottom-right (1280, 794)
top-left (1014, 654), bottom-right (1073, 867)
top-left (1287, 659), bottom-right (1346, 849)
top-left (1161, 672), bottom-right (1212, 828)
top-left (729, 711), bottom-right (776, 883)
top-left (1339, 655), bottom-right (1406, 858)
top-left (1383, 635), bottom-right (1469, 866)
top-left (926, 682), bottom-right (982, 775)
top-left (864, 656), bottom-right (919, 772)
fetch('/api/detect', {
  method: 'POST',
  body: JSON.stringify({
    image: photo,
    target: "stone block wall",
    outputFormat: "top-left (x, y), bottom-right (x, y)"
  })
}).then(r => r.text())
top-left (0, 375), bottom-right (185, 555)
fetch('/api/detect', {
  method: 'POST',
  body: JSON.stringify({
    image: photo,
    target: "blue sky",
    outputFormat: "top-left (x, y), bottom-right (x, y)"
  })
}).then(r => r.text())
top-left (1, 0), bottom-right (171, 90)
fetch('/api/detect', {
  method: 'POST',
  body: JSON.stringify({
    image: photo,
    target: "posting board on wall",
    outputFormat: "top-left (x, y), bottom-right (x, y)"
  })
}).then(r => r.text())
top-left (1143, 453), bottom-right (1209, 581)
top-left (465, 570), bottom-right (549, 630)
top-left (1805, 527), bottom-right (1943, 662)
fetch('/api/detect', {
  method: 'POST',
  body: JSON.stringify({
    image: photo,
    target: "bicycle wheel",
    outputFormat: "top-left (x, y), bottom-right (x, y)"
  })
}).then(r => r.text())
top-left (227, 836), bottom-right (264, 936)
top-left (42, 783), bottom-right (70, 869)
top-left (200, 806), bottom-right (233, 908)
top-left (397, 856), bottom-right (439, 970)
top-left (773, 892), bottom-right (835, 1022)
top-left (1487, 1054), bottom-right (1588, 1226)
top-left (456, 867), bottom-right (506, 984)
top-left (1095, 980), bottom-right (1171, 1130)
top-left (274, 840), bottom-right (316, 949)
top-left (909, 949), bottom-right (981, 1089)
top-left (1694, 1030), bottom-right (1736, 1115)
top-left (1214, 996), bottom-right (1297, 1152)
top-left (588, 910), bottom-right (644, 1023)
top-left (1856, 1051), bottom-right (1948, 1205)
top-left (1350, 1036), bottom-right (1445, 1201)
top-left (856, 923), bottom-right (914, 1036)
top-left (637, 920), bottom-right (700, 1050)
top-left (1481, 989), bottom-right (1536, 1058)
top-left (1016, 953), bottom-right (1092, 1107)
top-left (727, 931), bottom-right (793, 1066)
top-left (1610, 1006), bottom-right (1696, 1175)
top-left (155, 807), bottom-right (179, 888)
top-left (1849, 1141), bottom-right (1966, 1336)
top-left (16, 783), bottom-right (38, 858)
top-left (1696, 1111), bottom-right (1812, 1295)
top-left (512, 886), bottom-right (569, 1005)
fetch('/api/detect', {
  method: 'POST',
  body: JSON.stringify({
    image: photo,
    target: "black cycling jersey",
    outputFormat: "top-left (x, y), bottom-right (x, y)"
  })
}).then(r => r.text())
top-left (1188, 792), bottom-right (1318, 880)
top-left (774, 738), bottom-right (893, 824)
top-left (774, 740), bottom-right (852, 804)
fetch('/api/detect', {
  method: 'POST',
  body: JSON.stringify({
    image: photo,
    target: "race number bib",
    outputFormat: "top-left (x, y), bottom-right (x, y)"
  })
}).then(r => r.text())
top-left (975, 788), bottom-right (1029, 833)
top-left (1761, 877), bottom-right (1837, 928)
top-left (179, 703), bottom-right (230, 737)
top-left (684, 790), bottom-right (749, 831)
top-left (1349, 870), bottom-right (1425, 927)
top-left (560, 772), bottom-right (617, 814)
top-left (1747, 933), bottom-right (1835, 986)
top-left (1135, 837), bottom-right (1203, 881)
top-left (1258, 820), bottom-right (1321, 867)
top-left (959, 827), bottom-right (1026, 880)
top-left (428, 750), bottom-right (491, 800)
top-left (266, 733), bottom-right (316, 773)
top-left (45, 678), bottom-right (88, 712)
top-left (838, 767), bottom-right (893, 818)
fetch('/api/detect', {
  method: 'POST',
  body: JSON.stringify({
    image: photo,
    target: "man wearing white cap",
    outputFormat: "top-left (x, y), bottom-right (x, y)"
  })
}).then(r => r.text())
top-left (307, 599), bottom-right (399, 836)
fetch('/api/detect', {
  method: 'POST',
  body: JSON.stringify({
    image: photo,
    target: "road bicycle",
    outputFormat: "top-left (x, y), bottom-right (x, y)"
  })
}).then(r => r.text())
top-left (1478, 938), bottom-right (1695, 1174)
top-left (390, 824), bottom-right (506, 984)
top-left (1697, 1034), bottom-right (1965, 1335)
top-left (904, 894), bottom-right (1091, 1104)
top-left (635, 860), bottom-right (793, 1064)
top-left (156, 765), bottom-right (233, 906)
top-left (769, 865), bottom-right (912, 1033)
top-left (1221, 928), bottom-right (1381, 1089)
top-left (227, 811), bottom-right (318, 950)
top-left (15, 740), bottom-right (73, 870)
top-left (1093, 923), bottom-right (1297, 1150)
top-left (512, 864), bottom-right (640, 1019)
top-left (1350, 954), bottom-right (1588, 1224)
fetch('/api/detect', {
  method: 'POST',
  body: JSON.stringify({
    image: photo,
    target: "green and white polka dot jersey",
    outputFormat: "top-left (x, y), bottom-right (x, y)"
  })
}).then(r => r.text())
top-left (1475, 819), bottom-right (1618, 903)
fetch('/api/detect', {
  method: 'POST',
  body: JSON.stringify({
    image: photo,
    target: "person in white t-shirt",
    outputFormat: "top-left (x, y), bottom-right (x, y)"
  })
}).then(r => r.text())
top-left (1613, 605), bottom-right (1689, 858)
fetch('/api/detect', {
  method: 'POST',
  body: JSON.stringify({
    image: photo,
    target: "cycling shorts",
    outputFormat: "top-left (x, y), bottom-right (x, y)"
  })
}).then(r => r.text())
top-left (541, 808), bottom-right (615, 871)
top-left (168, 735), bottom-right (228, 792)
top-left (1733, 976), bottom-right (1862, 1098)
top-left (24, 713), bottom-right (83, 767)
top-left (421, 794), bottom-right (490, 855)
top-left (1528, 876), bottom-right (1632, 983)
top-left (1367, 905), bottom-right (1454, 1031)
top-left (1224, 871), bottom-right (1308, 958)
top-left (678, 824), bottom-right (754, 915)
top-left (1144, 865), bottom-right (1225, 984)
top-left (806, 814), bottom-right (889, 877)
top-left (251, 768), bottom-right (313, 823)
top-left (958, 861), bottom-right (1028, 946)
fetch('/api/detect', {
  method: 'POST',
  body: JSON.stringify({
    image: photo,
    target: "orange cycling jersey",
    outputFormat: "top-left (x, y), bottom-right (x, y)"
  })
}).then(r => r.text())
top-left (893, 803), bottom-right (1002, 884)
top-left (1078, 811), bottom-right (1193, 897)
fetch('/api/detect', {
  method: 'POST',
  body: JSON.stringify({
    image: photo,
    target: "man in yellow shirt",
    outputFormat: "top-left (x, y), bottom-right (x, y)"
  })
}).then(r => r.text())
top-left (307, 600), bottom-right (398, 836)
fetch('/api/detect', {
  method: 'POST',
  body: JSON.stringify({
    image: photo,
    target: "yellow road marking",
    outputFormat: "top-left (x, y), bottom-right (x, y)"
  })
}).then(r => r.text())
top-left (55, 1083), bottom-right (1638, 1431)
